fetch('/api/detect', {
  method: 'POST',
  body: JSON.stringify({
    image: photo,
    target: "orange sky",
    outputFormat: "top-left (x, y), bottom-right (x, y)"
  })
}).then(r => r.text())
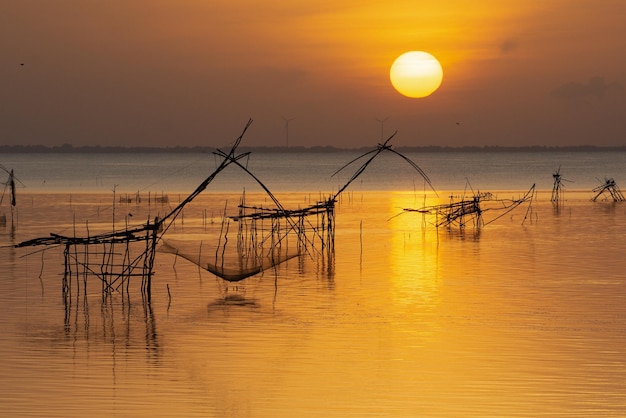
top-left (2, 1), bottom-right (625, 148)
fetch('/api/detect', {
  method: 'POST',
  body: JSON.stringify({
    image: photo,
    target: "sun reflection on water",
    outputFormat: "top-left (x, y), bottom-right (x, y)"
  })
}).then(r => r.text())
top-left (387, 192), bottom-right (442, 308)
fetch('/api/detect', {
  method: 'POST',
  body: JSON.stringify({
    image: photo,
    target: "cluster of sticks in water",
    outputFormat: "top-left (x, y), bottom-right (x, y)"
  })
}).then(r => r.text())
top-left (550, 165), bottom-right (626, 203)
top-left (2, 120), bottom-right (625, 300)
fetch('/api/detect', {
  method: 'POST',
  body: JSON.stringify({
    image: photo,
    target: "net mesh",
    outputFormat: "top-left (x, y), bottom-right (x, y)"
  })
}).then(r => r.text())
top-left (159, 238), bottom-right (300, 282)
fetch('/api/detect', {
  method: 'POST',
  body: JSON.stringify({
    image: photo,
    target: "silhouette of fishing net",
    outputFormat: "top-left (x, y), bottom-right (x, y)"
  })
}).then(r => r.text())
top-left (159, 237), bottom-right (300, 282)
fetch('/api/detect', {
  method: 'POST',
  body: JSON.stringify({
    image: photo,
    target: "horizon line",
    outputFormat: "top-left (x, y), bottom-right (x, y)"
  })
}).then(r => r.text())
top-left (1, 143), bottom-right (625, 153)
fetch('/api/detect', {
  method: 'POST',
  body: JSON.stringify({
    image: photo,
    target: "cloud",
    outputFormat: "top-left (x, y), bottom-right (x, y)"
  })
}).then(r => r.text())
top-left (551, 76), bottom-right (625, 101)
top-left (499, 38), bottom-right (519, 53)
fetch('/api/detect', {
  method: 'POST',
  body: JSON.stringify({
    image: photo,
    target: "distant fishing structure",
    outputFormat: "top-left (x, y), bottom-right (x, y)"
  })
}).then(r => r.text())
top-left (591, 177), bottom-right (625, 202)
top-left (0, 165), bottom-right (23, 229)
top-left (13, 120), bottom-right (436, 302)
top-left (398, 182), bottom-right (536, 229)
top-left (550, 165), bottom-right (572, 204)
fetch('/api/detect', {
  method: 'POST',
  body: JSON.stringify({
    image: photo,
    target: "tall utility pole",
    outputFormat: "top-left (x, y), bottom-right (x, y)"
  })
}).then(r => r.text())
top-left (375, 116), bottom-right (390, 141)
top-left (282, 116), bottom-right (295, 148)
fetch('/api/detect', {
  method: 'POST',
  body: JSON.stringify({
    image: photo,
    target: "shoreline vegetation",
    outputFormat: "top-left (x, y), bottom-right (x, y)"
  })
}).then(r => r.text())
top-left (1, 144), bottom-right (626, 154)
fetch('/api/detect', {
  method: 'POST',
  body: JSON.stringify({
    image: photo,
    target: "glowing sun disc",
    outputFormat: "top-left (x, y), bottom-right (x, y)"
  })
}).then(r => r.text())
top-left (390, 51), bottom-right (443, 98)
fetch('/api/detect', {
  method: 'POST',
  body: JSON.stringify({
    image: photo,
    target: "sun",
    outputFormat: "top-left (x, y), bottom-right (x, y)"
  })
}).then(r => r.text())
top-left (389, 51), bottom-right (443, 98)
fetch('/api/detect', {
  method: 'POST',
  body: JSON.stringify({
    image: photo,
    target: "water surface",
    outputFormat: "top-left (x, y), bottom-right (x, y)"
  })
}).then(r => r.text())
top-left (1, 152), bottom-right (625, 417)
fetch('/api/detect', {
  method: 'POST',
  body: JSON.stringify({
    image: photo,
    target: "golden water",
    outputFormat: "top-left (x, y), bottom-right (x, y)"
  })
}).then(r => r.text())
top-left (1, 190), bottom-right (625, 417)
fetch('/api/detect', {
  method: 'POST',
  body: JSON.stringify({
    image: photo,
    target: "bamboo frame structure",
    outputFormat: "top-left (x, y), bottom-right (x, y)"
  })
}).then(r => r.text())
top-left (550, 166), bottom-right (574, 205)
top-left (15, 120), bottom-right (257, 298)
top-left (14, 124), bottom-right (436, 299)
top-left (1, 166), bottom-right (22, 228)
top-left (401, 184), bottom-right (536, 229)
top-left (551, 166), bottom-right (564, 204)
top-left (212, 131), bottom-right (436, 276)
top-left (591, 177), bottom-right (625, 202)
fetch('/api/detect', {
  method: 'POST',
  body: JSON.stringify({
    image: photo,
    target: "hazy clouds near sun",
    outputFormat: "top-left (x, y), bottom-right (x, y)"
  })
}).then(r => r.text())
top-left (1, 0), bottom-right (626, 148)
top-left (551, 77), bottom-right (625, 102)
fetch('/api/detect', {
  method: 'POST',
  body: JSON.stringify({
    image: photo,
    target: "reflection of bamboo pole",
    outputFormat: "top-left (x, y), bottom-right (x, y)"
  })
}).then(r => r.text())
top-left (359, 220), bottom-right (363, 269)
top-left (72, 213), bottom-right (80, 297)
top-left (84, 221), bottom-right (90, 294)
top-left (148, 218), bottom-right (159, 288)
top-left (216, 201), bottom-right (228, 267)
top-left (238, 193), bottom-right (245, 256)
top-left (63, 244), bottom-right (69, 301)
top-left (123, 235), bottom-right (131, 292)
top-left (199, 240), bottom-right (203, 275)
top-left (221, 221), bottom-right (230, 271)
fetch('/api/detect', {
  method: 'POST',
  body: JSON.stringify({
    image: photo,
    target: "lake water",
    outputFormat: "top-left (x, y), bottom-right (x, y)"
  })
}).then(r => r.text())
top-left (1, 150), bottom-right (626, 417)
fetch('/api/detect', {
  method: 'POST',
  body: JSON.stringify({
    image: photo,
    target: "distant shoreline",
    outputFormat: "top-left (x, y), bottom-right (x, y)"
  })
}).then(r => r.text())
top-left (1, 144), bottom-right (626, 154)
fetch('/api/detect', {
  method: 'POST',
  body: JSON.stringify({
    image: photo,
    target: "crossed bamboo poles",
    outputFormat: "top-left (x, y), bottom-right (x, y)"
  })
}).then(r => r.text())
top-left (13, 120), bottom-right (436, 289)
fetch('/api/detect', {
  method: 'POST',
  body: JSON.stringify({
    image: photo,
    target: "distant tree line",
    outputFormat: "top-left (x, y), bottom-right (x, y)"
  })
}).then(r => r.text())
top-left (1, 143), bottom-right (625, 154)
